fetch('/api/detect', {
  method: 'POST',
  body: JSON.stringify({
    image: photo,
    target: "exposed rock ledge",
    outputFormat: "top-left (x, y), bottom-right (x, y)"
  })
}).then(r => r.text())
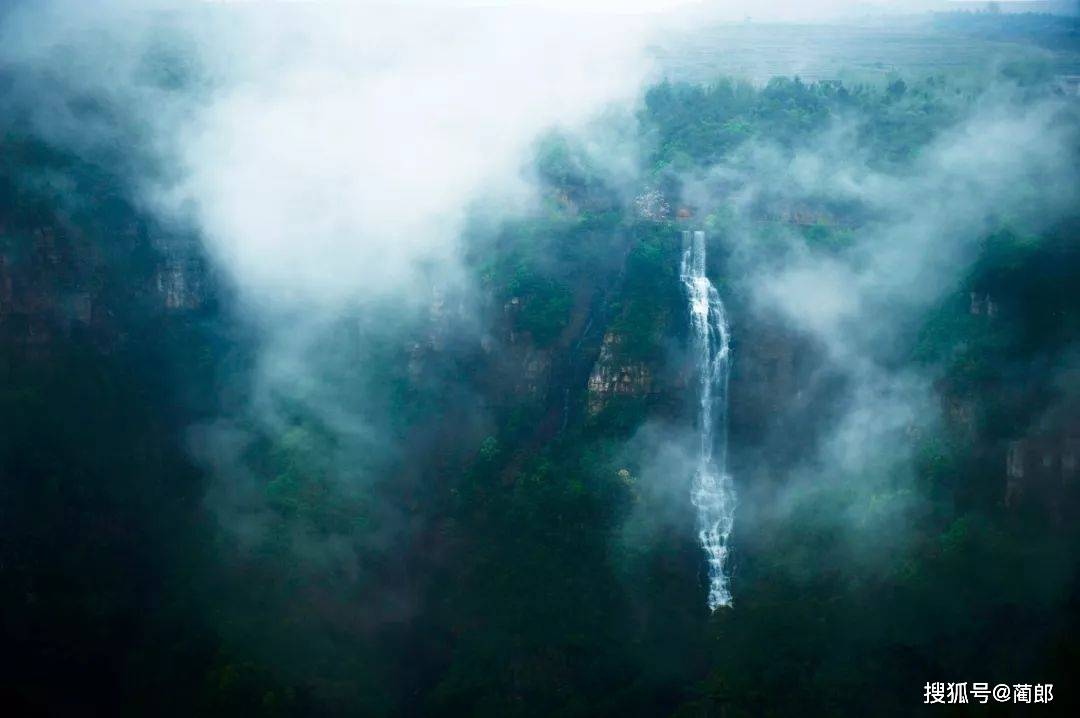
top-left (586, 332), bottom-right (652, 415)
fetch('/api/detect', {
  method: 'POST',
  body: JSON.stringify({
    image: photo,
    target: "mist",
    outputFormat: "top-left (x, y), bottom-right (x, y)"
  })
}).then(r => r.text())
top-left (683, 83), bottom-right (1080, 563)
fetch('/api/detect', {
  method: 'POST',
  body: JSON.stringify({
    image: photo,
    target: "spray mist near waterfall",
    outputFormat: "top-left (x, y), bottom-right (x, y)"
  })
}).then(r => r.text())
top-left (681, 229), bottom-right (736, 610)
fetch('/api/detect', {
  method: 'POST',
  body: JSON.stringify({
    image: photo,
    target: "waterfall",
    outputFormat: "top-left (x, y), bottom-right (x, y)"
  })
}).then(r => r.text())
top-left (680, 229), bottom-right (736, 610)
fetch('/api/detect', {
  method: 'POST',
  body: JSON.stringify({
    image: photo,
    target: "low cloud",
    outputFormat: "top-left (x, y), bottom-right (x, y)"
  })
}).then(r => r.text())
top-left (696, 83), bottom-right (1080, 555)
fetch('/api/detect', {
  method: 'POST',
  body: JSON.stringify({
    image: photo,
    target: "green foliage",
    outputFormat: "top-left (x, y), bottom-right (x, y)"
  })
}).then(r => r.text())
top-left (642, 77), bottom-right (761, 168)
top-left (800, 222), bottom-right (855, 254)
top-left (641, 73), bottom-right (969, 173)
top-left (507, 264), bottom-right (574, 346)
top-left (607, 222), bottom-right (683, 360)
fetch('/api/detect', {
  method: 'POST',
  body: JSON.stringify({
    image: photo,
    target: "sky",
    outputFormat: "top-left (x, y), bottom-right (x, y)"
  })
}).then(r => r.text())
top-left (195, 0), bottom-right (944, 17)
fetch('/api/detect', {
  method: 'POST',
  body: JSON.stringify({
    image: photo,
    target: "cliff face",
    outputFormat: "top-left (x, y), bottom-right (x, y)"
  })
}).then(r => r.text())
top-left (1005, 431), bottom-right (1080, 512)
top-left (0, 214), bottom-right (210, 362)
top-left (442, 218), bottom-right (688, 442)
top-left (728, 329), bottom-right (796, 435)
top-left (497, 294), bottom-right (555, 400)
top-left (585, 332), bottom-right (654, 415)
top-left (1, 222), bottom-right (99, 359)
top-left (0, 122), bottom-right (220, 365)
top-left (156, 259), bottom-right (206, 312)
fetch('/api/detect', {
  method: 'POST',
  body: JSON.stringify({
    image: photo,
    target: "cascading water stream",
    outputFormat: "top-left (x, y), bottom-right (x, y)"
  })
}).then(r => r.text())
top-left (680, 229), bottom-right (736, 610)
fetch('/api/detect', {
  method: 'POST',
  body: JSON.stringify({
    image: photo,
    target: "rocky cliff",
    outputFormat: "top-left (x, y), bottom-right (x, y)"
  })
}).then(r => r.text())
top-left (585, 331), bottom-right (654, 415)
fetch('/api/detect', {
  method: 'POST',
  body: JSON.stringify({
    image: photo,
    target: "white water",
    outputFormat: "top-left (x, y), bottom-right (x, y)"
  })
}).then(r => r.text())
top-left (680, 229), bottom-right (736, 610)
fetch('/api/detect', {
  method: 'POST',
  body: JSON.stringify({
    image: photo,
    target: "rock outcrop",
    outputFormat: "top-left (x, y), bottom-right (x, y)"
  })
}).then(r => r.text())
top-left (585, 332), bottom-right (653, 415)
top-left (1004, 426), bottom-right (1080, 517)
top-left (1, 214), bottom-right (211, 360)
top-left (969, 292), bottom-right (998, 318)
top-left (156, 259), bottom-right (206, 311)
